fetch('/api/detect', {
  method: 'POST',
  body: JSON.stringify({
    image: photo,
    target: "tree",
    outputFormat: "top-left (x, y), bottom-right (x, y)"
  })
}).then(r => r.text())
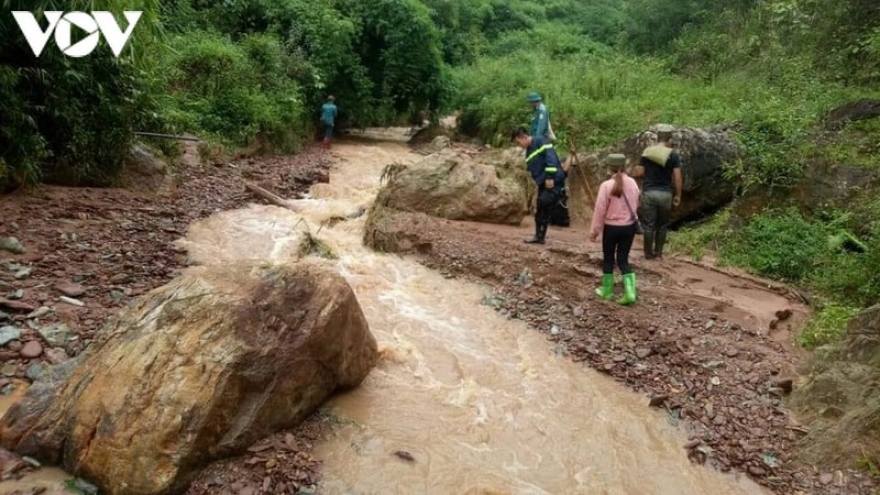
top-left (0, 0), bottom-right (163, 187)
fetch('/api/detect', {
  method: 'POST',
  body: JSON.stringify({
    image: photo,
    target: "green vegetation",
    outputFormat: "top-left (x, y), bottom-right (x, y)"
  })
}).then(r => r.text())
top-left (1, 0), bottom-right (451, 187)
top-left (441, 0), bottom-right (878, 352)
top-left (798, 303), bottom-right (860, 348)
top-left (1, 0), bottom-right (164, 186)
top-left (2, 0), bottom-right (880, 350)
top-left (672, 205), bottom-right (880, 348)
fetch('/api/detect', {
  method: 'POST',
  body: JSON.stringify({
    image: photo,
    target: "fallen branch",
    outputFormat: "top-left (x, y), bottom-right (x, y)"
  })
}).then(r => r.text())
top-left (245, 182), bottom-right (293, 210)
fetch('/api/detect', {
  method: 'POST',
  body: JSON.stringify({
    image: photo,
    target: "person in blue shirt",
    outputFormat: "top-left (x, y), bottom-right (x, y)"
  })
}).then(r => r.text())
top-left (512, 127), bottom-right (565, 244)
top-left (320, 96), bottom-right (338, 149)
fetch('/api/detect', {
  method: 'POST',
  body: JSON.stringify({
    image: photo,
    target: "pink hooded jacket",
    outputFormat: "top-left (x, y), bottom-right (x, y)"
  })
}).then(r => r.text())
top-left (589, 173), bottom-right (640, 238)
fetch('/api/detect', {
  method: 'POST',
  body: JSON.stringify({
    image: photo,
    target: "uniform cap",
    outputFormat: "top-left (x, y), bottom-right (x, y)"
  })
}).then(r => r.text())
top-left (655, 123), bottom-right (674, 140)
top-left (606, 153), bottom-right (626, 167)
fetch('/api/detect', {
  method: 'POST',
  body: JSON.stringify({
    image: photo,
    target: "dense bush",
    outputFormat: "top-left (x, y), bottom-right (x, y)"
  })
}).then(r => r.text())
top-left (0, 0), bottom-right (163, 187)
top-left (452, 47), bottom-right (868, 172)
top-left (156, 32), bottom-right (306, 152)
top-left (339, 0), bottom-right (448, 122)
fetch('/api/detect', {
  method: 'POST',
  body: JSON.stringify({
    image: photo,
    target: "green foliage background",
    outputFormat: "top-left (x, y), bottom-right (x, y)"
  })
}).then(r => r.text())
top-left (4, 0), bottom-right (878, 188)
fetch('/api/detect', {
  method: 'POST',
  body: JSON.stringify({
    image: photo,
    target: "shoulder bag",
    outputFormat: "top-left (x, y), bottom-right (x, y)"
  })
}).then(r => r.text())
top-left (621, 190), bottom-right (643, 235)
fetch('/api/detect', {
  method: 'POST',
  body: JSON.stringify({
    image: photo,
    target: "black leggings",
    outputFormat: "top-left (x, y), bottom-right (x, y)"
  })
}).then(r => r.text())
top-left (602, 224), bottom-right (636, 274)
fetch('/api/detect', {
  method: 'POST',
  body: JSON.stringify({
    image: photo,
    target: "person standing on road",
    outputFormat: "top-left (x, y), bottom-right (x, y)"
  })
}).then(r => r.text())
top-left (320, 96), bottom-right (338, 149)
top-left (632, 124), bottom-right (683, 260)
top-left (512, 127), bottom-right (565, 245)
top-left (590, 153), bottom-right (640, 305)
top-left (527, 92), bottom-right (568, 226)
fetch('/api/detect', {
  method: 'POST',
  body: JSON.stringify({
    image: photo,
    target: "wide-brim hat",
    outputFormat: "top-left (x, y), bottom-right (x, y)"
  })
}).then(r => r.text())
top-left (605, 153), bottom-right (626, 167)
top-left (526, 91), bottom-right (542, 102)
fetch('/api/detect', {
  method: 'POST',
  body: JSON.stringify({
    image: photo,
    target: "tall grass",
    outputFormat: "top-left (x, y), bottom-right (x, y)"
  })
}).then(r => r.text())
top-left (453, 49), bottom-right (870, 151)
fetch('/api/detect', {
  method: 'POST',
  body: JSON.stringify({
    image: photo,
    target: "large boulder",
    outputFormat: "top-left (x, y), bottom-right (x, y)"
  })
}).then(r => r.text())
top-left (363, 204), bottom-right (434, 254)
top-left (573, 124), bottom-right (742, 226)
top-left (127, 143), bottom-right (167, 177)
top-left (121, 143), bottom-right (170, 192)
top-left (0, 261), bottom-right (378, 495)
top-left (377, 148), bottom-right (530, 225)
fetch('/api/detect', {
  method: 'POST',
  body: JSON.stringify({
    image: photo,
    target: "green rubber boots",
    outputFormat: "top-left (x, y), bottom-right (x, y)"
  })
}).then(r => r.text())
top-left (594, 273), bottom-right (637, 305)
top-left (594, 274), bottom-right (614, 300)
top-left (618, 273), bottom-right (637, 306)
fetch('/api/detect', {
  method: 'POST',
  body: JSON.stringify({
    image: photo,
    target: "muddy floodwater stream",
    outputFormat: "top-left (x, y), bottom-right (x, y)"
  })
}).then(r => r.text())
top-left (287, 134), bottom-right (768, 494)
top-left (0, 131), bottom-right (770, 494)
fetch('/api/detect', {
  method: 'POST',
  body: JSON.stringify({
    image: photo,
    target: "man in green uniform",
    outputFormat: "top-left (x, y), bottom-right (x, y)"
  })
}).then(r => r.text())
top-left (527, 91), bottom-right (553, 141)
top-left (320, 96), bottom-right (338, 149)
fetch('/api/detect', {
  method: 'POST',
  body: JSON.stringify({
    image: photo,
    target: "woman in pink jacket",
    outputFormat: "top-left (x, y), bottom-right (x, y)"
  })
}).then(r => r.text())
top-left (589, 153), bottom-right (640, 305)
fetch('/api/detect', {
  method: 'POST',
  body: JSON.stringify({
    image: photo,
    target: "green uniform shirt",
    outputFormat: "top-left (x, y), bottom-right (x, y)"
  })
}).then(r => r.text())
top-left (530, 103), bottom-right (549, 139)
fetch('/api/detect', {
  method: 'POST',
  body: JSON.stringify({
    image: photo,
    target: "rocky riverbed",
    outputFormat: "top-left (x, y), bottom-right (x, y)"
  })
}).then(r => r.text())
top-left (0, 147), bottom-right (332, 492)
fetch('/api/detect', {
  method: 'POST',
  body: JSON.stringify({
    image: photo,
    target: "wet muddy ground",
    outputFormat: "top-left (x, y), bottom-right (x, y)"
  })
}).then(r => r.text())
top-left (373, 208), bottom-right (876, 494)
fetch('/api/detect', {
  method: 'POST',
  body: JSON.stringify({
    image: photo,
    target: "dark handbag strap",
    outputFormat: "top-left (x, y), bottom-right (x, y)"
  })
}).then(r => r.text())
top-left (621, 189), bottom-right (639, 224)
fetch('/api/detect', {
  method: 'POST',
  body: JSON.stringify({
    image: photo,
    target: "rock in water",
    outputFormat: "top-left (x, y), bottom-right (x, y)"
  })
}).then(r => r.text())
top-left (430, 135), bottom-right (451, 152)
top-left (0, 261), bottom-right (378, 495)
top-left (377, 149), bottom-right (529, 225)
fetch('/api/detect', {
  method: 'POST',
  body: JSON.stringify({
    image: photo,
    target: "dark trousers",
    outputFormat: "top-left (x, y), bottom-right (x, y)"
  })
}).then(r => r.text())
top-left (639, 189), bottom-right (673, 257)
top-left (535, 188), bottom-right (557, 239)
top-left (602, 223), bottom-right (637, 274)
top-left (639, 189), bottom-right (672, 234)
top-left (323, 124), bottom-right (334, 139)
